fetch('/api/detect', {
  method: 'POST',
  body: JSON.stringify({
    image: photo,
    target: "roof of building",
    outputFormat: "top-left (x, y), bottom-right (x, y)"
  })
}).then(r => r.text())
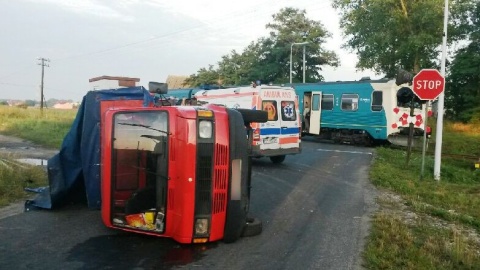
top-left (89, 76), bottom-right (140, 83)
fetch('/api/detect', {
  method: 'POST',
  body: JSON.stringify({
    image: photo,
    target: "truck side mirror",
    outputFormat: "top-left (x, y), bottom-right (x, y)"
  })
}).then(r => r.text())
top-left (236, 109), bottom-right (268, 126)
top-left (149, 82), bottom-right (168, 94)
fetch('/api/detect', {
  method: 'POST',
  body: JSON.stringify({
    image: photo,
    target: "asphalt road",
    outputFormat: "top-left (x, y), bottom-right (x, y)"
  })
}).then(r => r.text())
top-left (0, 138), bottom-right (377, 270)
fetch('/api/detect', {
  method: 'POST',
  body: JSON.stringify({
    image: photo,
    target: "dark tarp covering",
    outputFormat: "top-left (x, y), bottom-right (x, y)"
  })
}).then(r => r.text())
top-left (25, 87), bottom-right (154, 210)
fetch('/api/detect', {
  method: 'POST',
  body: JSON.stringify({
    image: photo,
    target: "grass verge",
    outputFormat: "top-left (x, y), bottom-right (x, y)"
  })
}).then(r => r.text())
top-left (365, 121), bottom-right (480, 269)
top-left (0, 153), bottom-right (48, 207)
top-left (0, 106), bottom-right (76, 207)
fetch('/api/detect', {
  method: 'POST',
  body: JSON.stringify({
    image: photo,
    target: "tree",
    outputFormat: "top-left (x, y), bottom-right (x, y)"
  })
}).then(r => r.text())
top-left (186, 8), bottom-right (339, 87)
top-left (183, 65), bottom-right (220, 88)
top-left (445, 1), bottom-right (480, 122)
top-left (332, 0), bottom-right (474, 77)
top-left (24, 100), bottom-right (36, 107)
top-left (264, 7), bottom-right (339, 83)
top-left (217, 42), bottom-right (265, 86)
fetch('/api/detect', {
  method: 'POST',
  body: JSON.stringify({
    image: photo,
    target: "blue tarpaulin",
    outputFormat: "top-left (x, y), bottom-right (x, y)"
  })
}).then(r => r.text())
top-left (25, 87), bottom-right (154, 210)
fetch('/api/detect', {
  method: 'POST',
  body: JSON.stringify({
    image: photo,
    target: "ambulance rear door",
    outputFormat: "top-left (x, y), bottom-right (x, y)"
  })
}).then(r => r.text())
top-left (259, 97), bottom-right (281, 151)
top-left (278, 90), bottom-right (300, 150)
top-left (259, 88), bottom-right (300, 153)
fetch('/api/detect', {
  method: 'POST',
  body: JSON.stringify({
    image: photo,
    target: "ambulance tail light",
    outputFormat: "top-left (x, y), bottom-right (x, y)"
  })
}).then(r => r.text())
top-left (253, 128), bottom-right (260, 141)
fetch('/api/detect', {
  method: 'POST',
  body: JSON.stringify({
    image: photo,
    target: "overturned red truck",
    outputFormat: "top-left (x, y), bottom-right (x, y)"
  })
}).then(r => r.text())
top-left (26, 82), bottom-right (266, 244)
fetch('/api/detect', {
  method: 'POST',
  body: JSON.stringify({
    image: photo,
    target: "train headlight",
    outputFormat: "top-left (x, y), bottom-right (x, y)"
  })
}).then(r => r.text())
top-left (195, 218), bottom-right (209, 235)
top-left (199, 120), bottom-right (213, 138)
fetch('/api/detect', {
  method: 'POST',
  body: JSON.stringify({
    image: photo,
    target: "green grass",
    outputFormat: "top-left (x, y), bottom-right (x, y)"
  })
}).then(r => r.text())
top-left (365, 120), bottom-right (480, 269)
top-left (364, 213), bottom-right (480, 269)
top-left (0, 153), bottom-right (49, 207)
top-left (0, 106), bottom-right (76, 207)
top-left (0, 106), bottom-right (77, 148)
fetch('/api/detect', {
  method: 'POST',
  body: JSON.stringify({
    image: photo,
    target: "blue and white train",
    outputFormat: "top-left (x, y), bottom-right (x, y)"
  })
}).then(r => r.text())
top-left (293, 79), bottom-right (430, 145)
top-left (163, 79), bottom-right (430, 146)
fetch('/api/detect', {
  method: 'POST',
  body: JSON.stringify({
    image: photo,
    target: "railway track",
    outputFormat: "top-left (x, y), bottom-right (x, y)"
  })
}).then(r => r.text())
top-left (388, 143), bottom-right (479, 162)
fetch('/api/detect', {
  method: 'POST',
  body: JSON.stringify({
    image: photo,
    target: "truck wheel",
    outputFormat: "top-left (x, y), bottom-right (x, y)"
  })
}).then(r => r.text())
top-left (223, 200), bottom-right (246, 243)
top-left (242, 217), bottom-right (262, 237)
top-left (236, 109), bottom-right (268, 124)
top-left (270, 155), bottom-right (286, 164)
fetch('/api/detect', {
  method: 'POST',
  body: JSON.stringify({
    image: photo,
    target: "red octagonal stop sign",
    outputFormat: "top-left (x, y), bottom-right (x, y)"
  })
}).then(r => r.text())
top-left (412, 69), bottom-right (445, 100)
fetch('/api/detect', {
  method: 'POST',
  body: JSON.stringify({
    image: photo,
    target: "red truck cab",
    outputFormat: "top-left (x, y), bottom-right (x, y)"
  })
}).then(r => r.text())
top-left (100, 83), bottom-right (265, 244)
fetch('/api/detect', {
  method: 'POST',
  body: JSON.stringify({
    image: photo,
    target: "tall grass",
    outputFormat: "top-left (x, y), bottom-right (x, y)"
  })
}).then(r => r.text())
top-left (364, 213), bottom-right (480, 269)
top-left (0, 153), bottom-right (48, 207)
top-left (0, 106), bottom-right (76, 207)
top-left (0, 106), bottom-right (77, 148)
top-left (431, 119), bottom-right (480, 156)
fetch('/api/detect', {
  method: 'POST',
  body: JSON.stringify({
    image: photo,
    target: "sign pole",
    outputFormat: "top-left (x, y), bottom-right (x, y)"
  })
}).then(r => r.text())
top-left (412, 68), bottom-right (445, 179)
top-left (420, 101), bottom-right (430, 180)
top-left (434, 0), bottom-right (449, 181)
top-left (405, 101), bottom-right (415, 167)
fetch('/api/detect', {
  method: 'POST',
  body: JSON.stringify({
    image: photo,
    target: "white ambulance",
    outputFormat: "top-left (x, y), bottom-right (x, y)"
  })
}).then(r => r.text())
top-left (194, 85), bottom-right (301, 163)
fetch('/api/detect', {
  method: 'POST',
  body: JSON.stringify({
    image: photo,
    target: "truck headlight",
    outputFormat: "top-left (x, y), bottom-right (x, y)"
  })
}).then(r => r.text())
top-left (195, 218), bottom-right (209, 235)
top-left (199, 120), bottom-right (213, 138)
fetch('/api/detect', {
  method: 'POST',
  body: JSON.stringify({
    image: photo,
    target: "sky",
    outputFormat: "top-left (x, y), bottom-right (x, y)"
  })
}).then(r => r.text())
top-left (0, 0), bottom-right (380, 102)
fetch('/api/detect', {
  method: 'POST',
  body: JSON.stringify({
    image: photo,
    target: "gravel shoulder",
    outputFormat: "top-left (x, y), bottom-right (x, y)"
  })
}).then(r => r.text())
top-left (0, 134), bottom-right (58, 159)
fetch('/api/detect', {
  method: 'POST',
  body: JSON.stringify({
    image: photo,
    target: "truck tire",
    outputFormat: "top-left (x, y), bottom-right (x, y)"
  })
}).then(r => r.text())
top-left (242, 217), bottom-right (262, 237)
top-left (223, 200), bottom-right (246, 243)
top-left (270, 155), bottom-right (286, 164)
top-left (223, 109), bottom-right (250, 244)
top-left (236, 109), bottom-right (268, 124)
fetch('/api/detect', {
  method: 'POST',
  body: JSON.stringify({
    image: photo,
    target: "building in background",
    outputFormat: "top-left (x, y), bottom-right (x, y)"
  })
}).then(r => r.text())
top-left (89, 76), bottom-right (140, 90)
top-left (52, 102), bottom-right (79, 109)
top-left (166, 75), bottom-right (190, 89)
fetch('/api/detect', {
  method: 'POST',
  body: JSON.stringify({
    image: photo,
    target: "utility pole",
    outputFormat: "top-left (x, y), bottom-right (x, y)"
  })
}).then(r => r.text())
top-left (434, 0), bottom-right (449, 181)
top-left (303, 45), bottom-right (306, 83)
top-left (302, 32), bottom-right (308, 84)
top-left (37, 57), bottom-right (50, 111)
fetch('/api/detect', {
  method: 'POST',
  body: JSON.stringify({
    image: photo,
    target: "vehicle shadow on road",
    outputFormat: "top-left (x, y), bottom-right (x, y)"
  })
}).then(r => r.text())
top-left (66, 233), bottom-right (217, 269)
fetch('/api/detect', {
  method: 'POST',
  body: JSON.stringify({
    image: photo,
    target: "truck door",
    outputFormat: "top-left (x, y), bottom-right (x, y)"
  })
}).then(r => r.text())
top-left (309, 92), bottom-right (322, 135)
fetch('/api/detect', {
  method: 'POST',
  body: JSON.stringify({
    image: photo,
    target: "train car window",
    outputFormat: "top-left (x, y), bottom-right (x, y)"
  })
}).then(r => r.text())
top-left (321, 94), bottom-right (334, 110)
top-left (312, 95), bottom-right (320, 111)
top-left (280, 101), bottom-right (297, 121)
top-left (371, 91), bottom-right (383, 111)
top-left (262, 100), bottom-right (278, 121)
top-left (341, 94), bottom-right (359, 111)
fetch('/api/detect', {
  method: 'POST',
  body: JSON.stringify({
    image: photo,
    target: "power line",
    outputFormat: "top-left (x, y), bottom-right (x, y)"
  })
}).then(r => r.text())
top-left (0, 64), bottom-right (34, 79)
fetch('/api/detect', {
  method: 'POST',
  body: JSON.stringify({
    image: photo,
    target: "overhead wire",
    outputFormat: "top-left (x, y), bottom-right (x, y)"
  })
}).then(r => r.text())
top-left (77, 1), bottom-right (334, 61)
top-left (2, 1), bottom-right (339, 100)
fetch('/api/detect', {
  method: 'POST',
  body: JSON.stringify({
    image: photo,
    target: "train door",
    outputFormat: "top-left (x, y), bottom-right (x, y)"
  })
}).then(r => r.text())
top-left (309, 92), bottom-right (322, 135)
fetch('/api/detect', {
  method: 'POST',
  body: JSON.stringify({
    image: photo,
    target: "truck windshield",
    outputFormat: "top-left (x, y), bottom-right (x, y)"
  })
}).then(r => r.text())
top-left (111, 111), bottom-right (169, 225)
top-left (114, 111), bottom-right (169, 152)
